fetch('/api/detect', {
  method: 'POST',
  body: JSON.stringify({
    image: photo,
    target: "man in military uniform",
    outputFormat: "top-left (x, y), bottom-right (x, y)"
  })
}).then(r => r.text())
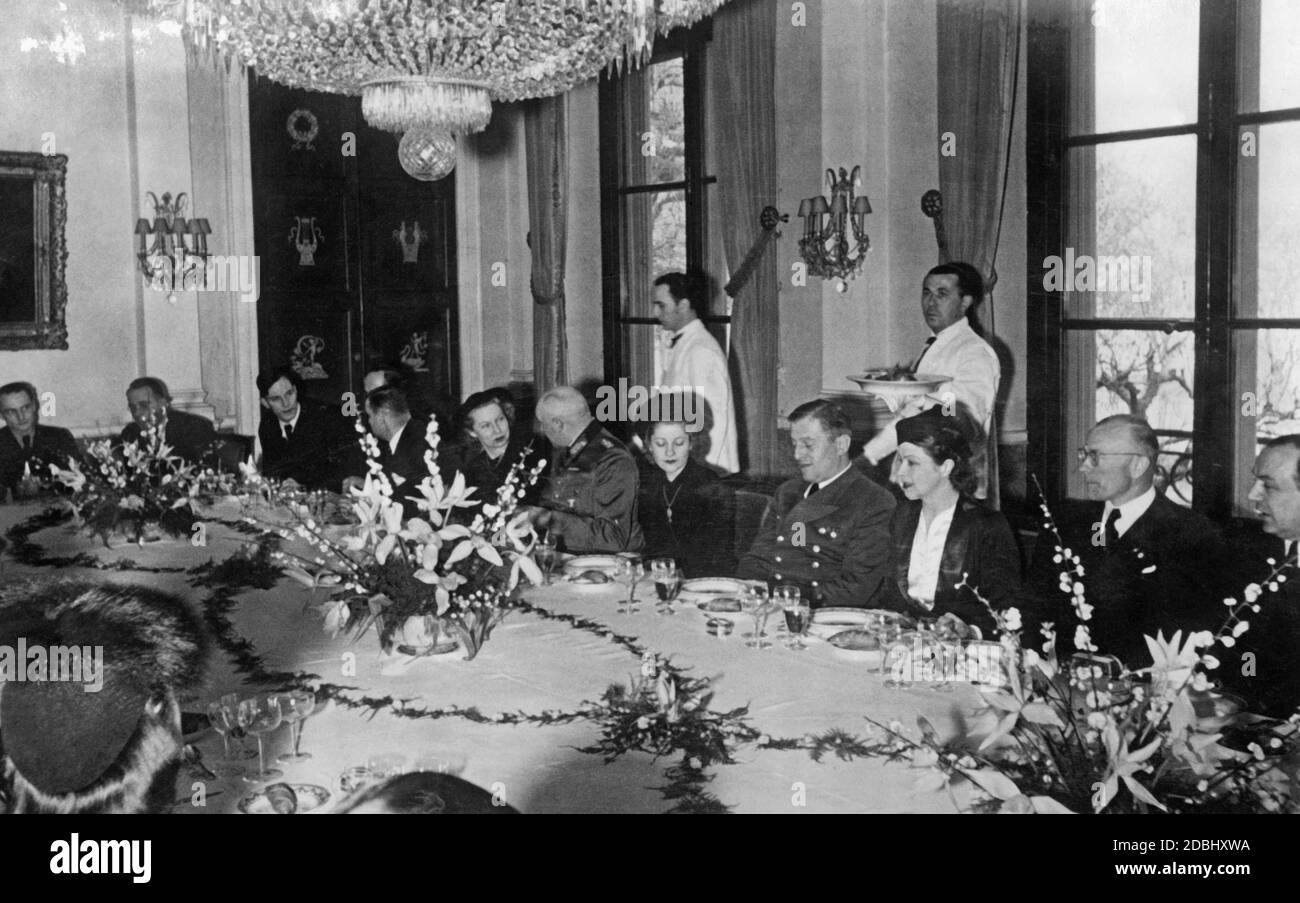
top-left (525, 386), bottom-right (644, 555)
top-left (738, 400), bottom-right (894, 607)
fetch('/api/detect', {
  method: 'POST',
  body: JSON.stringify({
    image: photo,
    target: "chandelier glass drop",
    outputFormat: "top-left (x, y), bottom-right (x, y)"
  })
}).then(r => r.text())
top-left (145, 0), bottom-right (730, 179)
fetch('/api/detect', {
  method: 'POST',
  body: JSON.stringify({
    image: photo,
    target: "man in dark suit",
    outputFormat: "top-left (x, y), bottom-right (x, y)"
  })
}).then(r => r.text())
top-left (0, 381), bottom-right (80, 498)
top-left (119, 376), bottom-right (220, 467)
top-left (737, 400), bottom-right (895, 608)
top-left (256, 366), bottom-right (357, 490)
top-left (1021, 414), bottom-right (1230, 669)
top-left (1221, 435), bottom-right (1300, 718)
top-left (352, 385), bottom-right (434, 518)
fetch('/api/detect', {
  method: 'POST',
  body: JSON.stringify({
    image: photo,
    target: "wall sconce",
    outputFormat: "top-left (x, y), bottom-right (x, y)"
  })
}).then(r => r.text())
top-left (134, 191), bottom-right (211, 302)
top-left (797, 165), bottom-right (872, 293)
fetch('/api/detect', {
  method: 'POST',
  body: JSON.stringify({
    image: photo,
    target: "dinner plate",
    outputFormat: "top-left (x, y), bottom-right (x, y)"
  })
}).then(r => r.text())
top-left (806, 607), bottom-right (871, 638)
top-left (681, 577), bottom-right (748, 596)
top-left (237, 783), bottom-right (331, 814)
top-left (563, 555), bottom-right (621, 576)
top-left (847, 372), bottom-right (951, 392)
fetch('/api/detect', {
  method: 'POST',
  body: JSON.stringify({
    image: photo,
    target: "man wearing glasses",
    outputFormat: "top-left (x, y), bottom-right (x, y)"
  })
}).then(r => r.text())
top-left (1020, 414), bottom-right (1228, 668)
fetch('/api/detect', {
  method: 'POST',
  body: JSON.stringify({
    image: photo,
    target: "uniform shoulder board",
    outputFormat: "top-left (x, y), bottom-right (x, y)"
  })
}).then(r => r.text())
top-left (598, 437), bottom-right (615, 449)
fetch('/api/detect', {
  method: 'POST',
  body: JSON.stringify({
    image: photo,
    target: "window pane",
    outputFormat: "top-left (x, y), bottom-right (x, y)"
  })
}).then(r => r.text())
top-left (1094, 330), bottom-right (1195, 430)
top-left (651, 190), bottom-right (686, 276)
top-left (1242, 0), bottom-right (1300, 113)
top-left (1154, 434), bottom-right (1194, 507)
top-left (1235, 122), bottom-right (1300, 318)
top-left (647, 58), bottom-right (685, 184)
top-left (1232, 329), bottom-right (1300, 511)
top-left (1087, 0), bottom-right (1199, 134)
top-left (1065, 138), bottom-right (1196, 319)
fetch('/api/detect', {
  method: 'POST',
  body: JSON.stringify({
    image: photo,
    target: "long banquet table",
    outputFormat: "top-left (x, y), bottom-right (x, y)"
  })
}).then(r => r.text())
top-left (0, 502), bottom-right (980, 814)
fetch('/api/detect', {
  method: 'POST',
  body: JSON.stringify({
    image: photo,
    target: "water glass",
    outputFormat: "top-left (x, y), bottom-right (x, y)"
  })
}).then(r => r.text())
top-left (276, 690), bottom-right (317, 763)
top-left (617, 556), bottom-right (644, 614)
top-left (237, 695), bottom-right (283, 783)
top-left (205, 700), bottom-right (245, 778)
top-left (742, 584), bottom-right (774, 650)
top-left (777, 585), bottom-right (811, 651)
top-left (535, 533), bottom-right (558, 584)
top-left (650, 558), bottom-right (682, 613)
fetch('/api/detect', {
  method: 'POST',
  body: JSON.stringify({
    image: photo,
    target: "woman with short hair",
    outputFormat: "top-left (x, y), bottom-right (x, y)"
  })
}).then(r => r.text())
top-left (457, 388), bottom-right (543, 507)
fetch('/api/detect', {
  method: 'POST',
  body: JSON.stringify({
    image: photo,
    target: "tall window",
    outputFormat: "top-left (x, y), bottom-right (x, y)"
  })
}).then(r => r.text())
top-left (599, 23), bottom-right (727, 392)
top-left (1029, 0), bottom-right (1300, 519)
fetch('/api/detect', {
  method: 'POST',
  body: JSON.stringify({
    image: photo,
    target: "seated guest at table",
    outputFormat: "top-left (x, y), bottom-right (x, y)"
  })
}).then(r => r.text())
top-left (0, 380), bottom-right (80, 498)
top-left (524, 385), bottom-right (643, 554)
top-left (345, 386), bottom-right (435, 518)
top-left (120, 376), bottom-right (220, 467)
top-left (737, 400), bottom-right (894, 607)
top-left (1219, 436), bottom-right (1300, 718)
top-left (637, 416), bottom-right (734, 577)
top-left (457, 387), bottom-right (543, 506)
top-left (257, 366), bottom-right (357, 490)
top-left (1019, 414), bottom-right (1230, 669)
top-left (364, 363), bottom-right (439, 429)
top-left (872, 408), bottom-right (1020, 636)
top-left (0, 579), bottom-right (210, 814)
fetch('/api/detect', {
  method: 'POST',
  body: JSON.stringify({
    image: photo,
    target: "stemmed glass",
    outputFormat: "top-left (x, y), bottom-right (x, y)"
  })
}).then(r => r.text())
top-left (616, 556), bottom-right (644, 614)
top-left (742, 584), bottom-right (775, 650)
top-left (878, 621), bottom-right (903, 682)
top-left (276, 690), bottom-right (317, 763)
top-left (650, 558), bottom-right (682, 614)
top-left (237, 695), bottom-right (283, 783)
top-left (535, 533), bottom-right (558, 585)
top-left (205, 700), bottom-right (246, 778)
top-left (777, 585), bottom-right (811, 651)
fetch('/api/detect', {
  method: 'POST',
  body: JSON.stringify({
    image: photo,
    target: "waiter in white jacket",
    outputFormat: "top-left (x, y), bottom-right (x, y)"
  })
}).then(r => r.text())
top-left (653, 272), bottom-right (740, 474)
top-left (863, 262), bottom-right (1001, 499)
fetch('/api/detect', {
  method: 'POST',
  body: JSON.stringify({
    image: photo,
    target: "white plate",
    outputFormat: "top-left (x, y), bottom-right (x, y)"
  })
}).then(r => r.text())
top-left (847, 373), bottom-right (951, 398)
top-left (681, 578), bottom-right (748, 596)
top-left (238, 783), bottom-right (331, 814)
top-left (806, 607), bottom-right (871, 638)
top-left (563, 555), bottom-right (621, 576)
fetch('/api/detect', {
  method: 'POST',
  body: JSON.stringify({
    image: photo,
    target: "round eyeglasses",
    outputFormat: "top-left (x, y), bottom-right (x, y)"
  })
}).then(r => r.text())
top-left (1075, 448), bottom-right (1145, 467)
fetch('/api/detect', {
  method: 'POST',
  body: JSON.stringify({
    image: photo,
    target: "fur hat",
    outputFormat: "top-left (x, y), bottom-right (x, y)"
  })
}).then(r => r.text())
top-left (0, 579), bottom-right (209, 797)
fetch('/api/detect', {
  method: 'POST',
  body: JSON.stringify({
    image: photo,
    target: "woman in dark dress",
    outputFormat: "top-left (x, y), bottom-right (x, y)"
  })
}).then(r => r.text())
top-left (872, 407), bottom-right (1021, 637)
top-left (637, 420), bottom-right (734, 578)
top-left (456, 388), bottom-right (544, 507)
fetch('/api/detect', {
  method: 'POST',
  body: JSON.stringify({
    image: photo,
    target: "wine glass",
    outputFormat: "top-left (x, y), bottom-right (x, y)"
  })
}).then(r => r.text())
top-left (205, 700), bottom-right (246, 778)
top-left (650, 558), bottom-right (682, 614)
top-left (878, 621), bottom-right (903, 681)
top-left (778, 585), bottom-right (811, 651)
top-left (534, 533), bottom-right (558, 585)
top-left (237, 695), bottom-right (283, 783)
top-left (219, 692), bottom-right (258, 761)
top-left (616, 556), bottom-right (644, 614)
top-left (742, 584), bottom-right (774, 650)
top-left (276, 690), bottom-right (317, 763)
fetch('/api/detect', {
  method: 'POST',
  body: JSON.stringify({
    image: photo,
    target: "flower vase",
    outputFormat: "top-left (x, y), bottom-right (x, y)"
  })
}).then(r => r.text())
top-left (442, 610), bottom-right (500, 662)
top-left (396, 614), bottom-right (448, 657)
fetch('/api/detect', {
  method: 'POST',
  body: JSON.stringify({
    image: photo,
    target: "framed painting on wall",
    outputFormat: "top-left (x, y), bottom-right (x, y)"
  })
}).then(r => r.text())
top-left (0, 151), bottom-right (68, 350)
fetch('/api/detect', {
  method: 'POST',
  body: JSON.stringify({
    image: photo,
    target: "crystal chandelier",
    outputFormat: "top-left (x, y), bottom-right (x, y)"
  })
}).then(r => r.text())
top-left (144, 0), bottom-right (730, 179)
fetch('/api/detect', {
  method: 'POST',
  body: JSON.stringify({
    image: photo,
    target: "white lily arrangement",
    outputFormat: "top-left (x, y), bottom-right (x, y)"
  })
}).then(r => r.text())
top-left (271, 415), bottom-right (547, 660)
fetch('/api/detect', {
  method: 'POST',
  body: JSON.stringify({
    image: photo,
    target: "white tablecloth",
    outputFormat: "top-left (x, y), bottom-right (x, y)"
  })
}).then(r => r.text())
top-left (0, 503), bottom-right (976, 813)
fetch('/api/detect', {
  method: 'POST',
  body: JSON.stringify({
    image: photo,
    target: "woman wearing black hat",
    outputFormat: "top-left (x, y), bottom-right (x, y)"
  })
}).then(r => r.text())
top-left (456, 388), bottom-right (544, 508)
top-left (872, 408), bottom-right (1021, 636)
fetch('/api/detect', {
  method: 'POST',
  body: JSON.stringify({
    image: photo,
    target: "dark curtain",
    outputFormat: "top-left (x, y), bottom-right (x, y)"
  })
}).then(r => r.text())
top-left (937, 0), bottom-right (1022, 508)
top-left (525, 95), bottom-right (570, 393)
top-left (715, 0), bottom-right (777, 476)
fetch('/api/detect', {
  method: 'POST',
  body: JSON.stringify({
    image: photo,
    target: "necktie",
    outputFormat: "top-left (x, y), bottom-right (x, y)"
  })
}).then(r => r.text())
top-left (804, 481), bottom-right (820, 499)
top-left (913, 336), bottom-right (936, 370)
top-left (283, 422), bottom-right (294, 439)
top-left (668, 332), bottom-right (682, 349)
top-left (1104, 507), bottom-right (1122, 549)
top-left (22, 435), bottom-right (32, 454)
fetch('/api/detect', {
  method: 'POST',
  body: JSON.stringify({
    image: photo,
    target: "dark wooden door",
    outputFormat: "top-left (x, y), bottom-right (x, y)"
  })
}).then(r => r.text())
top-left (249, 79), bottom-right (458, 418)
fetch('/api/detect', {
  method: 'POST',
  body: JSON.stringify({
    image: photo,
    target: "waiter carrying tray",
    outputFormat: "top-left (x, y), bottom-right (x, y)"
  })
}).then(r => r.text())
top-left (862, 262), bottom-right (1001, 501)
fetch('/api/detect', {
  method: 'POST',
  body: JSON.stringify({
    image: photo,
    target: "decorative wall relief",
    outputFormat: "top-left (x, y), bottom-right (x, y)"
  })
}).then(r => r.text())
top-left (289, 216), bottom-right (323, 266)
top-left (392, 220), bottom-right (427, 263)
top-left (291, 335), bottom-right (329, 380)
top-left (400, 330), bottom-right (429, 372)
top-left (286, 109), bottom-right (320, 151)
